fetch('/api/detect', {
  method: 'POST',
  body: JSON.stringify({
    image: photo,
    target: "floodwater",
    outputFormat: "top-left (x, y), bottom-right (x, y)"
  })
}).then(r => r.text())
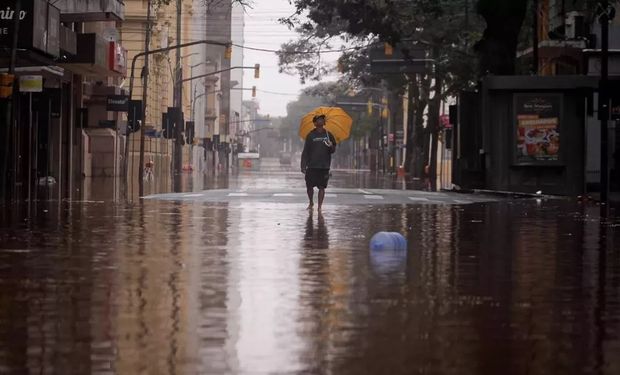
top-left (1, 169), bottom-right (619, 374)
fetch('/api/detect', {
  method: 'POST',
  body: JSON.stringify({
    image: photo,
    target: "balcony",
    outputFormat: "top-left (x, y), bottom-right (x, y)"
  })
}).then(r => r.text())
top-left (60, 34), bottom-right (110, 77)
top-left (56, 0), bottom-right (125, 22)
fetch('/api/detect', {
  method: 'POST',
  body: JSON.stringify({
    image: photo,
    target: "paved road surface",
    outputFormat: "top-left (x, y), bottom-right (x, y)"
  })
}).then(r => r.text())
top-left (3, 169), bottom-right (618, 375)
top-left (145, 187), bottom-right (502, 205)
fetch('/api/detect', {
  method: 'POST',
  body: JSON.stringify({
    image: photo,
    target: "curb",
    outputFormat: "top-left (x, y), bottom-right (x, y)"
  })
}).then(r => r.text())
top-left (441, 188), bottom-right (560, 199)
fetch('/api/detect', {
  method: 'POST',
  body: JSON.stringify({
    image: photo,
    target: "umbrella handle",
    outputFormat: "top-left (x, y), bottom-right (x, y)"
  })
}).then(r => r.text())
top-left (325, 130), bottom-right (334, 145)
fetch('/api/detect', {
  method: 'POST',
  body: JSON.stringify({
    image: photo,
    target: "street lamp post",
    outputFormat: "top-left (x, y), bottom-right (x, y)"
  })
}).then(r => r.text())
top-left (123, 39), bottom-right (231, 199)
top-left (335, 99), bottom-right (388, 173)
top-left (189, 61), bottom-right (206, 116)
top-left (189, 61), bottom-right (210, 124)
top-left (173, 52), bottom-right (197, 189)
top-left (191, 91), bottom-right (207, 122)
top-left (349, 87), bottom-right (390, 173)
top-left (599, 0), bottom-right (614, 204)
top-left (138, 0), bottom-right (153, 198)
top-left (180, 66), bottom-right (259, 173)
top-left (173, 0), bottom-right (182, 191)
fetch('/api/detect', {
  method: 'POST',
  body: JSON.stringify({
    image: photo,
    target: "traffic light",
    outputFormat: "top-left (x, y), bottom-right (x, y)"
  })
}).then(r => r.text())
top-left (224, 45), bottom-right (232, 60)
top-left (367, 99), bottom-right (373, 115)
top-left (0, 73), bottom-right (15, 99)
top-left (162, 112), bottom-right (173, 139)
top-left (164, 107), bottom-right (182, 139)
top-left (381, 108), bottom-right (389, 119)
top-left (127, 100), bottom-right (143, 134)
top-left (254, 64), bottom-right (260, 79)
top-left (384, 42), bottom-right (393, 56)
top-left (381, 96), bottom-right (388, 118)
top-left (185, 121), bottom-right (195, 145)
top-left (252, 86), bottom-right (256, 97)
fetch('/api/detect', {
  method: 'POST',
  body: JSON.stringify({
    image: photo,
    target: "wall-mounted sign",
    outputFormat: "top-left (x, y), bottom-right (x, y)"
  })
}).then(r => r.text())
top-left (19, 75), bottom-right (43, 93)
top-left (395, 130), bottom-right (404, 146)
top-left (440, 114), bottom-right (451, 128)
top-left (0, 0), bottom-right (59, 57)
top-left (611, 93), bottom-right (620, 121)
top-left (514, 93), bottom-right (562, 164)
top-left (108, 41), bottom-right (127, 75)
top-left (106, 95), bottom-right (128, 112)
top-left (99, 120), bottom-right (116, 129)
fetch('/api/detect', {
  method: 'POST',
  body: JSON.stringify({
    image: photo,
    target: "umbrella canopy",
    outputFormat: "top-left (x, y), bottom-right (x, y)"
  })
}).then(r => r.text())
top-left (299, 107), bottom-right (353, 144)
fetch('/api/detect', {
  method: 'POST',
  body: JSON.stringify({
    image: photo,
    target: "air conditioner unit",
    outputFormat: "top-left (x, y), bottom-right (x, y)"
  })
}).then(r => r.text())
top-left (565, 11), bottom-right (585, 39)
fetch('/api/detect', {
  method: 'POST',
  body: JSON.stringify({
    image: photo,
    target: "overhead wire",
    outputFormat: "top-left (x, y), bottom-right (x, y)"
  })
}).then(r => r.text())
top-left (256, 89), bottom-right (301, 96)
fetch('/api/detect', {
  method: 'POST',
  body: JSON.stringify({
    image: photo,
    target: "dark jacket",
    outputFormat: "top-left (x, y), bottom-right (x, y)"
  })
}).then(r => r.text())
top-left (301, 129), bottom-right (337, 170)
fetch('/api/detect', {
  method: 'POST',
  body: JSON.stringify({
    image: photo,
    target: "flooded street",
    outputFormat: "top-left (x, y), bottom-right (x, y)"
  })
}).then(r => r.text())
top-left (1, 169), bottom-right (619, 374)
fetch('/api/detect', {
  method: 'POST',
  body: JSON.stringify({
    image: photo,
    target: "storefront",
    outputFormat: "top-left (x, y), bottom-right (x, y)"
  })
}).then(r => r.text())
top-left (1, 0), bottom-right (126, 201)
top-left (0, 0), bottom-right (74, 200)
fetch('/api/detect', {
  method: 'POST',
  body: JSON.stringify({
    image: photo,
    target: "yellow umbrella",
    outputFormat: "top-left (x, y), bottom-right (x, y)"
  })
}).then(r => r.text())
top-left (299, 107), bottom-right (353, 144)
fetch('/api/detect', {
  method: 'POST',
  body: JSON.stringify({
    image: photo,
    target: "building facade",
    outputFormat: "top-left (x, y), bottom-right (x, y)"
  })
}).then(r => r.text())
top-left (0, 0), bottom-right (247, 201)
top-left (0, 0), bottom-right (128, 201)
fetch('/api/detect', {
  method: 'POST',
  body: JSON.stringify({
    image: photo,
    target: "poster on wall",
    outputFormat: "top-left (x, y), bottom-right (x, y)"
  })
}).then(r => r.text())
top-left (514, 93), bottom-right (562, 164)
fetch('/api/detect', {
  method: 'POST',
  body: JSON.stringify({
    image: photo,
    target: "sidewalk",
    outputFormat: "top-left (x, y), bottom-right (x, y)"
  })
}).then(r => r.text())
top-left (445, 188), bottom-right (620, 204)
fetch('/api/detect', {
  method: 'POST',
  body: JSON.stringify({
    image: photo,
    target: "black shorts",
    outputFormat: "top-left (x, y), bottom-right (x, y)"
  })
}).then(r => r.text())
top-left (305, 168), bottom-right (330, 189)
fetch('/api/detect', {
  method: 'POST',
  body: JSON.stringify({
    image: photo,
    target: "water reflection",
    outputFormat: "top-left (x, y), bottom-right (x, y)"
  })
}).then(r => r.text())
top-left (0, 198), bottom-right (619, 374)
top-left (369, 245), bottom-right (407, 277)
top-left (304, 212), bottom-right (330, 250)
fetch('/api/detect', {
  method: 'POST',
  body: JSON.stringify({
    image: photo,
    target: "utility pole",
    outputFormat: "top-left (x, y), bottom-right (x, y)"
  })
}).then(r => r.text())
top-left (173, 0), bottom-right (183, 192)
top-left (405, 75), bottom-right (415, 174)
top-left (464, 0), bottom-right (469, 27)
top-left (599, 0), bottom-right (611, 204)
top-left (533, 0), bottom-right (539, 74)
top-left (138, 0), bottom-right (153, 197)
top-left (9, 0), bottom-right (20, 73)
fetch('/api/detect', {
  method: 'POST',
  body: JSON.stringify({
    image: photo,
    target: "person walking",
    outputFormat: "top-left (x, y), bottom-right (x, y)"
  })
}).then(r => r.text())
top-left (301, 114), bottom-right (337, 211)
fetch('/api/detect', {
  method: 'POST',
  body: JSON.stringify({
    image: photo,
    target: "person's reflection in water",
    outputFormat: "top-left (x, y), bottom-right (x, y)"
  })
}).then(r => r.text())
top-left (304, 211), bottom-right (330, 249)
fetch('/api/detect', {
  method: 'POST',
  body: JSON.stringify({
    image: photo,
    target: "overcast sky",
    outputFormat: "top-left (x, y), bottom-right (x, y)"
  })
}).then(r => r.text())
top-left (241, 0), bottom-right (339, 117)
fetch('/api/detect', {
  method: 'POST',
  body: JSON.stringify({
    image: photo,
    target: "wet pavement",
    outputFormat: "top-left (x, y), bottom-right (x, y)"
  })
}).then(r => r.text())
top-left (144, 187), bottom-right (501, 206)
top-left (1, 167), bottom-right (620, 374)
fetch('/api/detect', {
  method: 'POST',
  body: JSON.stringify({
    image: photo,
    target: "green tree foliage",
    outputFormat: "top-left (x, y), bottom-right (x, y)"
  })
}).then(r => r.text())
top-left (281, 82), bottom-right (345, 138)
top-left (152, 0), bottom-right (252, 9)
top-left (474, 0), bottom-right (528, 74)
top-left (279, 0), bottom-right (483, 103)
top-left (280, 81), bottom-right (378, 148)
top-left (279, 89), bottom-right (324, 149)
top-left (283, 0), bottom-right (557, 77)
top-left (280, 0), bottom-right (483, 183)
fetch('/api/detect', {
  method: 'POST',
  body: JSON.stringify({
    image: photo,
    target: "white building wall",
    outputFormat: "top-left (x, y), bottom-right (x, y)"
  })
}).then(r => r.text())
top-left (190, 0), bottom-right (208, 139)
top-left (230, 3), bottom-right (245, 137)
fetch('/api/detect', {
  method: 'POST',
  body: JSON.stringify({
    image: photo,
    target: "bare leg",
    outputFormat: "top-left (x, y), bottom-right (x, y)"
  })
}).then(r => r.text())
top-left (318, 188), bottom-right (326, 211)
top-left (307, 187), bottom-right (314, 209)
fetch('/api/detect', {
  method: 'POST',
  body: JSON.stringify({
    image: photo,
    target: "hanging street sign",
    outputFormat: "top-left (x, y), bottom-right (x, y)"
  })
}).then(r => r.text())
top-left (106, 95), bottom-right (129, 112)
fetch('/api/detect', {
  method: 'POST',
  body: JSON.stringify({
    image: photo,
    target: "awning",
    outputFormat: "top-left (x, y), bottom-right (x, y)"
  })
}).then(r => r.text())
top-left (0, 65), bottom-right (65, 80)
